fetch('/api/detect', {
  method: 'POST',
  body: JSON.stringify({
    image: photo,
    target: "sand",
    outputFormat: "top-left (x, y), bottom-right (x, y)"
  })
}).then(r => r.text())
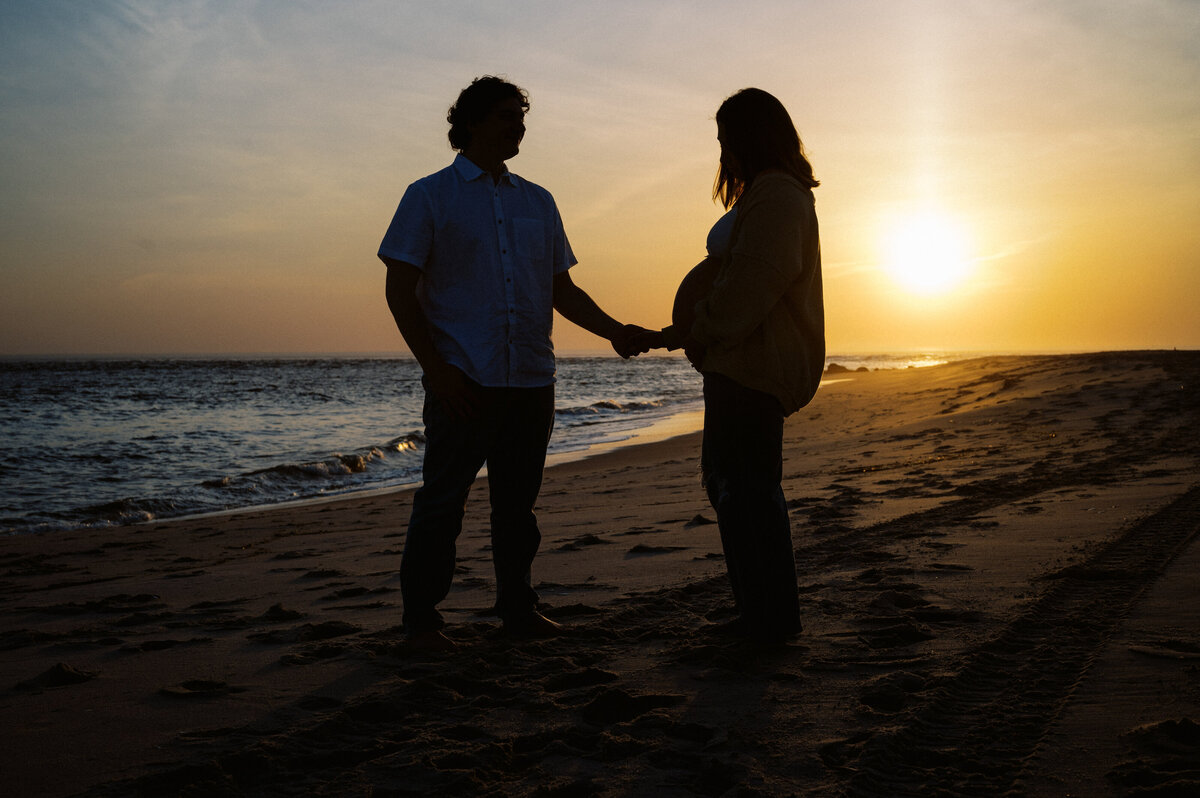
top-left (2, 351), bottom-right (1198, 797)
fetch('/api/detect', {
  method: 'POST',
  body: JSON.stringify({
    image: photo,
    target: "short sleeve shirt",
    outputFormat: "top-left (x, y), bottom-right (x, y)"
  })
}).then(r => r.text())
top-left (378, 154), bottom-right (577, 388)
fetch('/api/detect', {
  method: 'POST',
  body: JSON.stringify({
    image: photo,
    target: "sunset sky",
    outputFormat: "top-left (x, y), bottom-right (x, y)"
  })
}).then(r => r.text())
top-left (2, 0), bottom-right (1197, 356)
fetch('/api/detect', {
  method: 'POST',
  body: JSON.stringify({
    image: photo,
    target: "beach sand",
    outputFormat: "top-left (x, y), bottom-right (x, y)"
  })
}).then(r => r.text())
top-left (3, 351), bottom-right (1198, 797)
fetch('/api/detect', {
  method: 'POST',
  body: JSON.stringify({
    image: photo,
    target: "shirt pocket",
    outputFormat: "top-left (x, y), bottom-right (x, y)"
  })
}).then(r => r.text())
top-left (512, 218), bottom-right (546, 263)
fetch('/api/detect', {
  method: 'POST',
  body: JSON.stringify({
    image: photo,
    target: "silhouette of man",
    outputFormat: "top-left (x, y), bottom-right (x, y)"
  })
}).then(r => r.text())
top-left (379, 76), bottom-right (644, 649)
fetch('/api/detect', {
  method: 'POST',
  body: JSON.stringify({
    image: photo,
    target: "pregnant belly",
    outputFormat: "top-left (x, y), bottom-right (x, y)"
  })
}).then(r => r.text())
top-left (671, 256), bottom-right (719, 334)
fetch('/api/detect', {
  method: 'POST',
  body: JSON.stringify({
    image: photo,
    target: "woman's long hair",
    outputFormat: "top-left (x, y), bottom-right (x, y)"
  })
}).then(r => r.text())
top-left (713, 88), bottom-right (818, 209)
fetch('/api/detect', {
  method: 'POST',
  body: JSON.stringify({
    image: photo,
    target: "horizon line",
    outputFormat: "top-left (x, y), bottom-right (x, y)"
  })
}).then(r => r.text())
top-left (2, 347), bottom-right (1192, 362)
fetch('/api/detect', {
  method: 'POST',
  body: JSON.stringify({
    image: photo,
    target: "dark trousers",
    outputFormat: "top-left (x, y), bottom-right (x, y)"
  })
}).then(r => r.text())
top-left (400, 379), bottom-right (555, 634)
top-left (702, 371), bottom-right (801, 639)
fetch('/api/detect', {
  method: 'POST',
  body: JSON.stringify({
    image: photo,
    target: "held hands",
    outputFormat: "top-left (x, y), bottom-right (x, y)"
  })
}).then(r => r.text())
top-left (609, 324), bottom-right (700, 366)
top-left (611, 324), bottom-right (666, 359)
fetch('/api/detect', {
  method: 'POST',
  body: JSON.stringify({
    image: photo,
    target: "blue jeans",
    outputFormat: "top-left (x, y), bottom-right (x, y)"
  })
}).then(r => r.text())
top-left (702, 371), bottom-right (801, 639)
top-left (400, 378), bottom-right (555, 634)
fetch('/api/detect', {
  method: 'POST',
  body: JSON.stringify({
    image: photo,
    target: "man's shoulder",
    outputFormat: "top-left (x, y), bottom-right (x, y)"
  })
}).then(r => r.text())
top-left (508, 172), bottom-right (557, 204)
top-left (397, 162), bottom-right (468, 213)
top-left (409, 161), bottom-right (459, 189)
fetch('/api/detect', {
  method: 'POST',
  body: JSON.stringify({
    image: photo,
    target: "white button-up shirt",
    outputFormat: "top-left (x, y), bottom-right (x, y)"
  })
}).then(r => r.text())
top-left (379, 155), bottom-right (577, 387)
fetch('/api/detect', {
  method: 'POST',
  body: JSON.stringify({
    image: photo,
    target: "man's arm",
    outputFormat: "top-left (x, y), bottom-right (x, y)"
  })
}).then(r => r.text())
top-left (383, 257), bottom-right (477, 417)
top-left (552, 271), bottom-right (648, 358)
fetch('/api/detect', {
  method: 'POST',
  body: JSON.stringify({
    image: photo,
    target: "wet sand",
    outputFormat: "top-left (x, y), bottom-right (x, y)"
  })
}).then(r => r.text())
top-left (2, 351), bottom-right (1198, 796)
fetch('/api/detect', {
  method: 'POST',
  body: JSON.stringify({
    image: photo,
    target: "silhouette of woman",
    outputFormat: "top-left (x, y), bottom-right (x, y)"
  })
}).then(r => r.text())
top-left (640, 88), bottom-right (824, 643)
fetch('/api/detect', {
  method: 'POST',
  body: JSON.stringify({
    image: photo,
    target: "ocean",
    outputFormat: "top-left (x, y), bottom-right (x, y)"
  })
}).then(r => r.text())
top-left (0, 353), bottom-right (955, 535)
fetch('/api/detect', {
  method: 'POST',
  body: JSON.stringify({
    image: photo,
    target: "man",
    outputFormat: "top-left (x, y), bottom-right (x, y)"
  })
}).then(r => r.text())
top-left (379, 76), bottom-right (643, 650)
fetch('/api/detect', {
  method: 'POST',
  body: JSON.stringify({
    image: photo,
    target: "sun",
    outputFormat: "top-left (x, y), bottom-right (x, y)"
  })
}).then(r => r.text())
top-left (881, 211), bottom-right (972, 295)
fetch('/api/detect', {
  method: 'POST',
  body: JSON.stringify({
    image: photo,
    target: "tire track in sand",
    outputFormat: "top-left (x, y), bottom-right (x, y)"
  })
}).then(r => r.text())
top-left (841, 485), bottom-right (1200, 797)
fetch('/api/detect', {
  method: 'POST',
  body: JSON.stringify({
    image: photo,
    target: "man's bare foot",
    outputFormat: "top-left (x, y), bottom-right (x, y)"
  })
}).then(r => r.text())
top-left (503, 611), bottom-right (564, 638)
top-left (406, 629), bottom-right (458, 652)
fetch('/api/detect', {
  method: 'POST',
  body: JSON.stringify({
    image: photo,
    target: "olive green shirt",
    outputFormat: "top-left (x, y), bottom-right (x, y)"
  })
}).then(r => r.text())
top-left (665, 171), bottom-right (824, 415)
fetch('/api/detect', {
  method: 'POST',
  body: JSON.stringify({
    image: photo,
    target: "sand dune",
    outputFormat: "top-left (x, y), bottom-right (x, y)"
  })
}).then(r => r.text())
top-left (2, 352), bottom-right (1197, 796)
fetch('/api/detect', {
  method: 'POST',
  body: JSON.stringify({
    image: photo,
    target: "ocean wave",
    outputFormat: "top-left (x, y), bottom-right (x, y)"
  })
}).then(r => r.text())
top-left (556, 398), bottom-right (668, 417)
top-left (3, 432), bottom-right (427, 535)
top-left (38, 495), bottom-right (187, 530)
top-left (203, 433), bottom-right (424, 496)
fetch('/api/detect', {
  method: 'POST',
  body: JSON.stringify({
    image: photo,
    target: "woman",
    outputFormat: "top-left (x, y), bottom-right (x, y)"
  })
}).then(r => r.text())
top-left (641, 88), bottom-right (824, 643)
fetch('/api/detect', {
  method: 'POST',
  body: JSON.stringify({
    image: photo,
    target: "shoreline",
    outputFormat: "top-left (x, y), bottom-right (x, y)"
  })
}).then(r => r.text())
top-left (3, 351), bottom-right (1197, 797)
top-left (129, 404), bottom-right (708, 533)
top-left (6, 373), bottom-right (850, 537)
top-left (136, 372), bottom-right (859, 533)
top-left (4, 353), bottom-right (1111, 537)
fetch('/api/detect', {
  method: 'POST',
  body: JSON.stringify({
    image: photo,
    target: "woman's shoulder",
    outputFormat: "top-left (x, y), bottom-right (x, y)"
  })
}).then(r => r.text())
top-left (743, 172), bottom-right (814, 213)
top-left (754, 170), bottom-right (812, 195)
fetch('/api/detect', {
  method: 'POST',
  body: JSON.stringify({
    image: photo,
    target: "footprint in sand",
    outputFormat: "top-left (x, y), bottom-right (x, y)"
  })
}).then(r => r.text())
top-left (280, 643), bottom-right (351, 666)
top-left (1, 628), bottom-right (61, 651)
top-left (248, 620), bottom-right (361, 645)
top-left (627, 544), bottom-right (688, 557)
top-left (620, 525), bottom-right (670, 536)
top-left (1109, 718), bottom-right (1200, 795)
top-left (120, 638), bottom-right (212, 653)
top-left (544, 668), bottom-right (619, 692)
top-left (187, 598), bottom-right (250, 612)
top-left (32, 593), bottom-right (164, 616)
top-left (554, 533), bottom-right (611, 552)
top-left (857, 620), bottom-right (935, 649)
top-left (580, 688), bottom-right (684, 725)
top-left (271, 550), bottom-right (318, 561)
top-left (158, 679), bottom-right (247, 699)
top-left (14, 662), bottom-right (97, 692)
top-left (860, 671), bottom-right (927, 712)
top-left (259, 603), bottom-right (304, 622)
top-left (320, 586), bottom-right (394, 602)
top-left (298, 568), bottom-right (346, 580)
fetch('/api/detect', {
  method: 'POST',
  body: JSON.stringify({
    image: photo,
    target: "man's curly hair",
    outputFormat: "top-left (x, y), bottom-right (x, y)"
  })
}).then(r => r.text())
top-left (447, 76), bottom-right (529, 151)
